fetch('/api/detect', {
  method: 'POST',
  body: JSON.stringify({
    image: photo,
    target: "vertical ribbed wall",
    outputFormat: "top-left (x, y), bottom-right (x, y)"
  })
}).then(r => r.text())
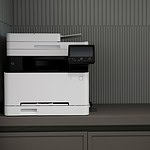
top-left (0, 0), bottom-right (13, 112)
top-left (13, 0), bottom-right (150, 26)
top-left (13, 0), bottom-right (150, 104)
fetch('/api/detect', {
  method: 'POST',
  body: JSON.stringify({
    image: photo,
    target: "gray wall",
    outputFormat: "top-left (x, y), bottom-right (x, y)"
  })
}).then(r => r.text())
top-left (0, 0), bottom-right (13, 35)
top-left (0, 0), bottom-right (13, 112)
top-left (12, 0), bottom-right (150, 104)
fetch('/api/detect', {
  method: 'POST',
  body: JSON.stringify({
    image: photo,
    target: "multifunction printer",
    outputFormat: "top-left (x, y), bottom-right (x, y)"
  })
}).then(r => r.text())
top-left (4, 33), bottom-right (95, 116)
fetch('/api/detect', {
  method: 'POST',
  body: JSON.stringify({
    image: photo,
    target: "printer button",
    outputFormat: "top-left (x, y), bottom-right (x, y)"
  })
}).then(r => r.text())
top-left (79, 76), bottom-right (83, 81)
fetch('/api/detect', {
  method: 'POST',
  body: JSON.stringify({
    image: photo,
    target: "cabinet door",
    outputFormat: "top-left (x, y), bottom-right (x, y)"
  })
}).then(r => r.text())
top-left (88, 132), bottom-right (150, 150)
top-left (0, 132), bottom-right (87, 150)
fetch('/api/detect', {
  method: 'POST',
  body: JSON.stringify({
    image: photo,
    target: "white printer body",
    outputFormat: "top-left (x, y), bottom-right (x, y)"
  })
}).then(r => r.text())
top-left (4, 33), bottom-right (95, 116)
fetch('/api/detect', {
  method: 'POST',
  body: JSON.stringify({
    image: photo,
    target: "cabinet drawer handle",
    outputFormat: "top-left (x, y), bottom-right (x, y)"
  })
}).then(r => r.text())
top-left (21, 109), bottom-right (37, 113)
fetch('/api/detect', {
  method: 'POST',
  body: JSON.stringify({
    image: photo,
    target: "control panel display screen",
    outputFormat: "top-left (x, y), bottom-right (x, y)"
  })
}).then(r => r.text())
top-left (69, 45), bottom-right (94, 57)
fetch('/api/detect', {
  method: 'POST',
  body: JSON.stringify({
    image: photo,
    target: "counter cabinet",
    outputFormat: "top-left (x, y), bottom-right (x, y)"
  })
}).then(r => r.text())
top-left (1, 131), bottom-right (150, 150)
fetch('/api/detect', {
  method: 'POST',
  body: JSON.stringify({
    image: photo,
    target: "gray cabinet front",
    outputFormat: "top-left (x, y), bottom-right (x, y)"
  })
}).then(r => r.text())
top-left (88, 132), bottom-right (150, 150)
top-left (0, 132), bottom-right (87, 150)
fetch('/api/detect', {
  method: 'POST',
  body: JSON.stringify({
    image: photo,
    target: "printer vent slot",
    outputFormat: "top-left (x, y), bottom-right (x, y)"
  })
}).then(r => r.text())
top-left (20, 102), bottom-right (38, 106)
top-left (20, 102), bottom-right (69, 106)
top-left (37, 102), bottom-right (52, 104)
top-left (20, 102), bottom-right (52, 106)
top-left (52, 102), bottom-right (69, 105)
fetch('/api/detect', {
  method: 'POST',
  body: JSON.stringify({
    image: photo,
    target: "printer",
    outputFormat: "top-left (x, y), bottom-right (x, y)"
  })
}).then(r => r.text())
top-left (4, 33), bottom-right (95, 116)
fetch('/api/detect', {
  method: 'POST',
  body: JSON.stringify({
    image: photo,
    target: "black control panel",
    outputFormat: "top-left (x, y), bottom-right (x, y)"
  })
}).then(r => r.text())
top-left (68, 45), bottom-right (95, 64)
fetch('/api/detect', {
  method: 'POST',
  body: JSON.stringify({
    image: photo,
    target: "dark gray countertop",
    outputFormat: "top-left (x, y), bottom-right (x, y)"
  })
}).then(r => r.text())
top-left (0, 104), bottom-right (150, 127)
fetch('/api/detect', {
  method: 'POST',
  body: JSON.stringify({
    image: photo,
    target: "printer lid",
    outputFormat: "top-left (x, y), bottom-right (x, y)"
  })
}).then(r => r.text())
top-left (7, 33), bottom-right (61, 42)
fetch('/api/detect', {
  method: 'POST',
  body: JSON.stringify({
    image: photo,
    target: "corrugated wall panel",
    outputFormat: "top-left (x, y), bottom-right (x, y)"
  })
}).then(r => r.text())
top-left (13, 0), bottom-right (150, 26)
top-left (12, 0), bottom-right (150, 104)
top-left (0, 0), bottom-right (13, 113)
